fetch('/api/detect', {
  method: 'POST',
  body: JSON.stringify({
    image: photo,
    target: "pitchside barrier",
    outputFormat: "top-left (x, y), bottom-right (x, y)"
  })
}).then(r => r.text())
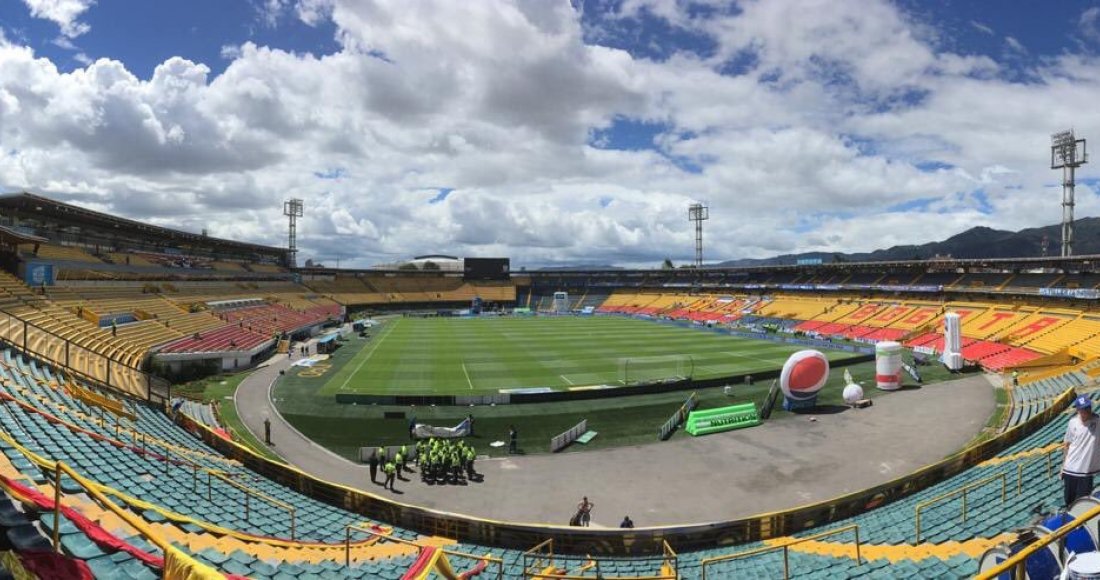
top-left (177, 389), bottom-right (1071, 555)
top-left (657, 392), bottom-right (699, 441)
top-left (724, 329), bottom-right (876, 355)
top-left (550, 419), bottom-right (588, 453)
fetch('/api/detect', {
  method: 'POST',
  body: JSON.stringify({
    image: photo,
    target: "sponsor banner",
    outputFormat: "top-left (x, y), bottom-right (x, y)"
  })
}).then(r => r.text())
top-left (1040, 287), bottom-right (1100, 299)
top-left (568, 384), bottom-right (618, 392)
top-left (23, 262), bottom-right (54, 286)
top-left (498, 387), bottom-right (554, 395)
top-left (872, 284), bottom-right (944, 293)
top-left (685, 403), bottom-right (761, 436)
top-left (413, 417), bottom-right (471, 439)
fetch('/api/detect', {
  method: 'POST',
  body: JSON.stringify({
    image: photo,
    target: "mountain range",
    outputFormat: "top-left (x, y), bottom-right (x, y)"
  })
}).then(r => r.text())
top-left (715, 218), bottom-right (1100, 267)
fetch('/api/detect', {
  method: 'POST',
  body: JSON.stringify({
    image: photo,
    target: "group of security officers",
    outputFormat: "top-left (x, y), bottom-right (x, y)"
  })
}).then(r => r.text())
top-left (366, 438), bottom-right (478, 491)
top-left (367, 445), bottom-right (411, 491)
top-left (417, 438), bottom-right (478, 485)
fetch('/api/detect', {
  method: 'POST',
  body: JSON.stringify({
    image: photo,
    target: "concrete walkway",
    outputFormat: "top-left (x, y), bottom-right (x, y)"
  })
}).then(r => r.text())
top-left (236, 345), bottom-right (995, 528)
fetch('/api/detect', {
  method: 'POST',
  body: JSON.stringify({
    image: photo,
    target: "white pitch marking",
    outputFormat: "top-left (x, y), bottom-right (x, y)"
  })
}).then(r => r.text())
top-left (462, 363), bottom-right (475, 390)
top-left (560, 375), bottom-right (575, 385)
top-left (337, 320), bottom-right (397, 391)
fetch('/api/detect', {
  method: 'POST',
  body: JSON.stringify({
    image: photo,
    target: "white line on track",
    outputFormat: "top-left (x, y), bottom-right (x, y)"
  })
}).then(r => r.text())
top-left (462, 363), bottom-right (475, 390)
top-left (337, 320), bottom-right (397, 391)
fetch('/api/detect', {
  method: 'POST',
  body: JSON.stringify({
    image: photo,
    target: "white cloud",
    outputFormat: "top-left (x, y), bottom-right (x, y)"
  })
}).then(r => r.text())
top-left (970, 21), bottom-right (994, 35)
top-left (1082, 7), bottom-right (1100, 43)
top-left (0, 0), bottom-right (1098, 268)
top-left (1004, 36), bottom-right (1028, 55)
top-left (20, 0), bottom-right (95, 38)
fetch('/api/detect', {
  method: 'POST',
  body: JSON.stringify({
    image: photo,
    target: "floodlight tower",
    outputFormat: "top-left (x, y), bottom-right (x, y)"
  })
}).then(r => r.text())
top-left (283, 198), bottom-right (303, 268)
top-left (688, 202), bottom-right (709, 268)
top-left (1051, 130), bottom-right (1088, 257)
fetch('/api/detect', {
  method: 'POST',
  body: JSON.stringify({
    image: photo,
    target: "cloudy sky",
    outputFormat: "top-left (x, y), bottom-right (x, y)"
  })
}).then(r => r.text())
top-left (1, 0), bottom-right (1099, 268)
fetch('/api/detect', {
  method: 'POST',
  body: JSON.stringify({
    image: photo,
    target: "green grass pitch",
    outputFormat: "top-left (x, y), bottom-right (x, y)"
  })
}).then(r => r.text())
top-left (319, 316), bottom-right (862, 396)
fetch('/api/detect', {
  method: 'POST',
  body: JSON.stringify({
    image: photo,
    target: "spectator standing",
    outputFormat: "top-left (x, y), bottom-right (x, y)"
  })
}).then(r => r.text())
top-left (620, 516), bottom-right (634, 529)
top-left (1062, 395), bottom-right (1100, 507)
top-left (577, 497), bottom-right (594, 527)
top-left (509, 425), bottom-right (518, 454)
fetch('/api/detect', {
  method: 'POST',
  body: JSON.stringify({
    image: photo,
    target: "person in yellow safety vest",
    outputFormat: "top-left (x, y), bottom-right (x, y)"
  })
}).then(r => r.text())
top-left (377, 446), bottom-right (386, 463)
top-left (383, 460), bottom-right (397, 491)
top-left (465, 447), bottom-right (476, 478)
top-left (400, 445), bottom-right (408, 472)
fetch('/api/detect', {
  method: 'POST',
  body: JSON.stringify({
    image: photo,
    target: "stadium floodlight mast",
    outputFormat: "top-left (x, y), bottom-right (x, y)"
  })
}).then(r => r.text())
top-left (283, 198), bottom-right (304, 268)
top-left (1051, 130), bottom-right (1088, 257)
top-left (688, 202), bottom-right (709, 268)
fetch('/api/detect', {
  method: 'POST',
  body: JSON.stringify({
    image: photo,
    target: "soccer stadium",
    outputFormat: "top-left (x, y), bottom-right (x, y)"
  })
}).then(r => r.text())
top-left (3, 1), bottom-right (1100, 579)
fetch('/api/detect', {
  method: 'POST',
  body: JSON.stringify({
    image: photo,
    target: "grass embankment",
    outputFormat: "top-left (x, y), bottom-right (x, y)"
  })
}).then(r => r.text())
top-left (174, 373), bottom-right (283, 463)
top-left (275, 318), bottom-right (963, 460)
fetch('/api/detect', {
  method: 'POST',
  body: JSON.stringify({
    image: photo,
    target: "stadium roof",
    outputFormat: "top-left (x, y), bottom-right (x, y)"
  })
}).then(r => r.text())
top-left (0, 224), bottom-right (48, 245)
top-left (516, 254), bottom-right (1100, 276)
top-left (0, 192), bottom-right (285, 255)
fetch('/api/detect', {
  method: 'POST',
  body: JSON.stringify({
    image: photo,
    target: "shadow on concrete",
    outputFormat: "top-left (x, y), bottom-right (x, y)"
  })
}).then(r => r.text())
top-left (792, 404), bottom-right (849, 415)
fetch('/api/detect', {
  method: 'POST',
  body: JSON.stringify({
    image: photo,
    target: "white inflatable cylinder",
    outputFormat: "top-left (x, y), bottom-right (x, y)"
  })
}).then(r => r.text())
top-left (875, 341), bottom-right (903, 391)
top-left (942, 311), bottom-right (963, 371)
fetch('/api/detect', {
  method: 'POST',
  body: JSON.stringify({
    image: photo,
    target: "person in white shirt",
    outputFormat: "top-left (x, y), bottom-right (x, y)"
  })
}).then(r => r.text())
top-left (1062, 395), bottom-right (1100, 507)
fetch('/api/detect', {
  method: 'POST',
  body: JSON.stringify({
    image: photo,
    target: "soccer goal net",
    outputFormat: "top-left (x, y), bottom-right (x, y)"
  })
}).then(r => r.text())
top-left (619, 355), bottom-right (694, 385)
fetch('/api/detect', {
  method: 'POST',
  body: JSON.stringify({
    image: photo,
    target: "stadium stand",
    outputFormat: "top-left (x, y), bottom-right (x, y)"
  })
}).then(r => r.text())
top-left (21, 192), bottom-right (1100, 576)
top-left (0, 339), bottom-right (1090, 579)
top-left (18, 244), bottom-right (103, 264)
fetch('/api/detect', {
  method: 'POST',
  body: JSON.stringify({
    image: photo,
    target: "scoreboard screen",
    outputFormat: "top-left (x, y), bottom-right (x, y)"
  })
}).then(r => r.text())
top-left (464, 258), bottom-right (510, 281)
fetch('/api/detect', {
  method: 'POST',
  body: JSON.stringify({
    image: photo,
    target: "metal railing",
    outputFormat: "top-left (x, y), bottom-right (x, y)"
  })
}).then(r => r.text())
top-left (207, 471), bottom-right (296, 540)
top-left (0, 428), bottom-right (213, 575)
top-left (523, 538), bottom-right (678, 579)
top-left (0, 310), bottom-right (170, 404)
top-left (976, 503), bottom-right (1100, 579)
top-left (699, 524), bottom-right (861, 580)
top-left (344, 524), bottom-right (504, 579)
top-left (914, 472), bottom-right (1007, 542)
top-left (1014, 446), bottom-right (1062, 495)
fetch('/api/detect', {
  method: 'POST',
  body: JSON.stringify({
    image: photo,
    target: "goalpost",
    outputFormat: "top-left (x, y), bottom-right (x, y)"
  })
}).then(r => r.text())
top-left (618, 355), bottom-right (694, 385)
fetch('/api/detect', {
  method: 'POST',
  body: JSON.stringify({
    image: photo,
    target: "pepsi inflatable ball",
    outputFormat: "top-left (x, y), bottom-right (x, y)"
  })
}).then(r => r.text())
top-left (780, 350), bottom-right (830, 401)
